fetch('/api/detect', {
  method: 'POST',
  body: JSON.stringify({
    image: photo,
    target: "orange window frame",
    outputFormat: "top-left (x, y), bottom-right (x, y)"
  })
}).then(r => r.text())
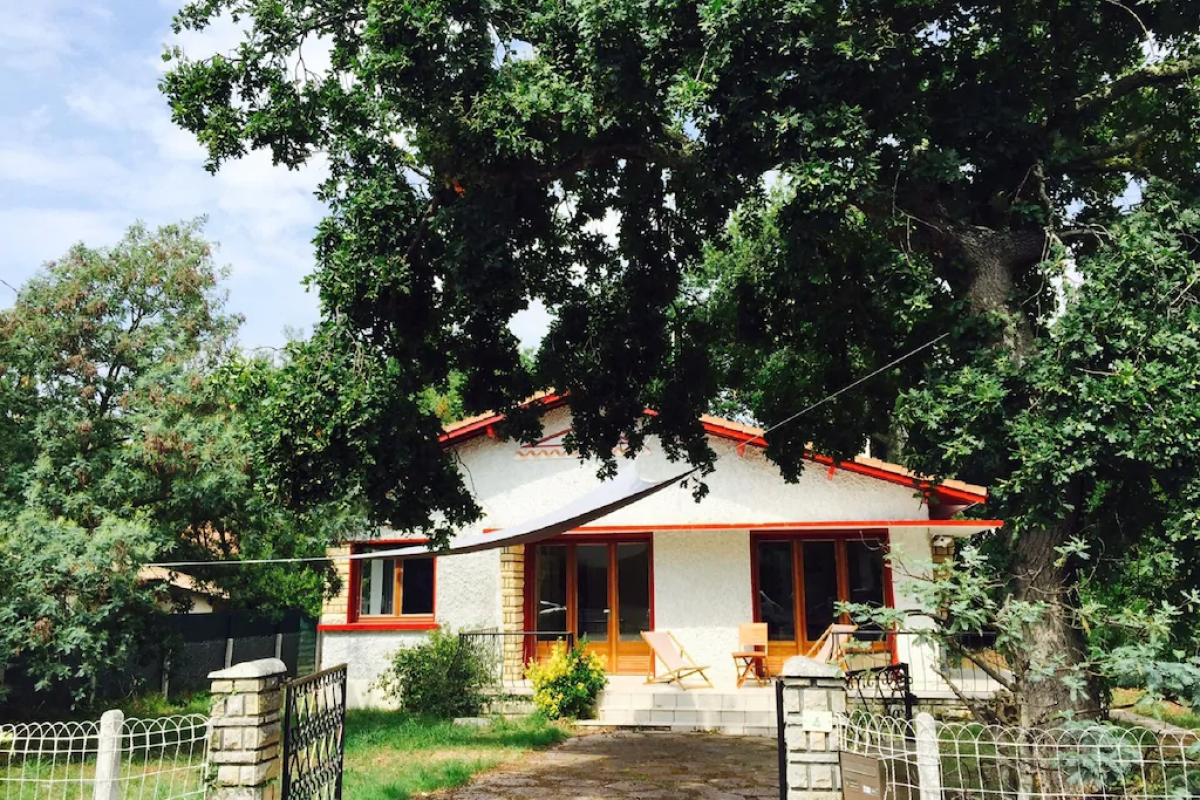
top-left (749, 530), bottom-right (894, 650)
top-left (348, 542), bottom-right (437, 625)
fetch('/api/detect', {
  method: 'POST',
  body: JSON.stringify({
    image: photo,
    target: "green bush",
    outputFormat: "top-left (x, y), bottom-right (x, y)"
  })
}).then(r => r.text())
top-left (525, 641), bottom-right (607, 720)
top-left (376, 629), bottom-right (493, 718)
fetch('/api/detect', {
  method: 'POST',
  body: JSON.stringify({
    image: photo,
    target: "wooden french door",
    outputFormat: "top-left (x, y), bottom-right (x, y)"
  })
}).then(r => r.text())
top-left (752, 534), bottom-right (889, 674)
top-left (530, 539), bottom-right (652, 674)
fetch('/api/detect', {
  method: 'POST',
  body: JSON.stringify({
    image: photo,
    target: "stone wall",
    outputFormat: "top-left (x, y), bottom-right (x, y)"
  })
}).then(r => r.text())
top-left (320, 546), bottom-right (351, 627)
top-left (779, 658), bottom-right (847, 800)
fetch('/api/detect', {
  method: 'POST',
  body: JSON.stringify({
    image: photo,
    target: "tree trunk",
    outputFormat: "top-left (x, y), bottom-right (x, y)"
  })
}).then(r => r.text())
top-left (1010, 523), bottom-right (1101, 725)
top-left (955, 225), bottom-right (1101, 725)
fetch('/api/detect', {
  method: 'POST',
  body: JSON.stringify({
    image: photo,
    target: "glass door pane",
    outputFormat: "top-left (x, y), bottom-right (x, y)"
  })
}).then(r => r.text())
top-left (802, 541), bottom-right (839, 643)
top-left (846, 540), bottom-right (885, 607)
top-left (576, 544), bottom-right (610, 642)
top-left (535, 545), bottom-right (568, 640)
top-left (616, 543), bottom-right (650, 641)
top-left (846, 539), bottom-right (886, 639)
top-left (756, 541), bottom-right (796, 641)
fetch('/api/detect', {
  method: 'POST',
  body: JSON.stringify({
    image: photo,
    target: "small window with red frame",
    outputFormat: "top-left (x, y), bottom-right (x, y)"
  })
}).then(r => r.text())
top-left (356, 549), bottom-right (435, 620)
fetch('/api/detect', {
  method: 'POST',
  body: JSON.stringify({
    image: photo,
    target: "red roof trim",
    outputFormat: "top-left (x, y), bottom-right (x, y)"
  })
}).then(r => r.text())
top-left (318, 622), bottom-right (439, 632)
top-left (699, 420), bottom-right (987, 505)
top-left (438, 394), bottom-right (568, 446)
top-left (438, 395), bottom-right (987, 506)
top-left (567, 520), bottom-right (1003, 533)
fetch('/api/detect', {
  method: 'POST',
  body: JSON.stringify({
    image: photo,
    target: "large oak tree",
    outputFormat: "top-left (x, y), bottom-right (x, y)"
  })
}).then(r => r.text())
top-left (163, 0), bottom-right (1200, 722)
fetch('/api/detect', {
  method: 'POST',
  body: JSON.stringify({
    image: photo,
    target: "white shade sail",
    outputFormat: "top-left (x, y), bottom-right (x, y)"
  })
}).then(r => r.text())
top-left (354, 461), bottom-right (697, 560)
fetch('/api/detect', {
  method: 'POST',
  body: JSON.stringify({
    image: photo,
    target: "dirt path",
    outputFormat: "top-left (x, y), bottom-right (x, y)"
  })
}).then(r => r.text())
top-left (443, 731), bottom-right (780, 800)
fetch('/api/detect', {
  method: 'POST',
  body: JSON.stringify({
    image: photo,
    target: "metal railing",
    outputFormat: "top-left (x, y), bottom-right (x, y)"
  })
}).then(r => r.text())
top-left (832, 627), bottom-right (1010, 699)
top-left (0, 712), bottom-right (209, 800)
top-left (845, 662), bottom-right (916, 721)
top-left (842, 711), bottom-right (1200, 800)
top-left (458, 630), bottom-right (577, 689)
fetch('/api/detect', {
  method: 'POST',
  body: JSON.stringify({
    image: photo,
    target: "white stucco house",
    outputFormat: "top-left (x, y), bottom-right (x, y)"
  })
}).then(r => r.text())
top-left (317, 395), bottom-right (1001, 707)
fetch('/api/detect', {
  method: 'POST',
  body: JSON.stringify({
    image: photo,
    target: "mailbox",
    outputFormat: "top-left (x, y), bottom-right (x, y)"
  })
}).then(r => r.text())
top-left (840, 752), bottom-right (915, 800)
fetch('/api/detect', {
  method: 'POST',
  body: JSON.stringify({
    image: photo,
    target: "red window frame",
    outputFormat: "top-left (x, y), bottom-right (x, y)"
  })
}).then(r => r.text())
top-left (319, 540), bottom-right (439, 632)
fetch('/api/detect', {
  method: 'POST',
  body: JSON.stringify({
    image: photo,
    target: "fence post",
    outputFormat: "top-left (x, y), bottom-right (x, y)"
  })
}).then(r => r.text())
top-left (93, 709), bottom-right (124, 800)
top-left (779, 657), bottom-right (846, 800)
top-left (914, 712), bottom-right (942, 800)
top-left (208, 658), bottom-right (287, 800)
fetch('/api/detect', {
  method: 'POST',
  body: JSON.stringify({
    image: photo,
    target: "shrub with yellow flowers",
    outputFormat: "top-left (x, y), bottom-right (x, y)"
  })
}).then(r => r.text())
top-left (525, 640), bottom-right (607, 720)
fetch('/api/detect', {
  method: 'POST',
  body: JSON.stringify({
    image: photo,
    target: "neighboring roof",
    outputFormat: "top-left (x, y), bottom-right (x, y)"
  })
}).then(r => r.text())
top-left (438, 393), bottom-right (987, 506)
top-left (138, 567), bottom-right (229, 599)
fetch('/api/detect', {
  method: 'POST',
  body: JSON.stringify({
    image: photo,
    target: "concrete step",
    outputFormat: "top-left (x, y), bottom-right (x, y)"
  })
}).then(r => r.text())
top-left (597, 689), bottom-right (777, 713)
top-left (598, 706), bottom-right (775, 724)
top-left (592, 685), bottom-right (778, 734)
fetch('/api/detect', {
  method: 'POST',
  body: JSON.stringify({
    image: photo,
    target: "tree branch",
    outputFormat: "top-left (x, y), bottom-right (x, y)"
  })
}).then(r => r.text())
top-left (932, 661), bottom-right (999, 725)
top-left (1068, 56), bottom-right (1200, 118)
top-left (1064, 124), bottom-right (1156, 166)
top-left (958, 646), bottom-right (1017, 692)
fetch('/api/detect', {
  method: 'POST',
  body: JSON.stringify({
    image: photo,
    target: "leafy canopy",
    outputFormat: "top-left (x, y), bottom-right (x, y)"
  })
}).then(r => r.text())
top-left (162, 0), bottom-right (1200, 536)
top-left (0, 221), bottom-right (360, 707)
top-left (163, 0), bottom-right (1200, 720)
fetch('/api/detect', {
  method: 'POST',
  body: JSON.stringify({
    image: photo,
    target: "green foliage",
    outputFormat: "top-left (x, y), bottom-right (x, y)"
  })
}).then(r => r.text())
top-left (162, 0), bottom-right (1200, 718)
top-left (0, 221), bottom-right (359, 708)
top-left (115, 691), bottom-right (212, 719)
top-left (525, 641), bottom-right (607, 720)
top-left (376, 629), bottom-right (494, 718)
top-left (0, 511), bottom-right (163, 708)
top-left (341, 710), bottom-right (566, 800)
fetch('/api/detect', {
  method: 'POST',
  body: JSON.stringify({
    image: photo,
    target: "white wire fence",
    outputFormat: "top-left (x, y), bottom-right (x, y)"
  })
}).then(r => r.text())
top-left (0, 712), bottom-right (209, 800)
top-left (841, 711), bottom-right (1200, 800)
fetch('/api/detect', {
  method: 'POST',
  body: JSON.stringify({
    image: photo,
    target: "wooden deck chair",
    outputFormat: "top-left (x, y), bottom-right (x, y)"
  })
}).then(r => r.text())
top-left (641, 631), bottom-right (714, 690)
top-left (732, 623), bottom-right (770, 688)
top-left (804, 623), bottom-right (858, 667)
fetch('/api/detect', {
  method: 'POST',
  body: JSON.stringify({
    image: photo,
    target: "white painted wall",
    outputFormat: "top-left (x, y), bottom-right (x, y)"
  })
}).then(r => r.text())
top-left (322, 406), bottom-right (954, 704)
top-left (321, 630), bottom-right (422, 707)
top-left (451, 408), bottom-right (931, 532)
top-left (652, 529), bottom-right (754, 685)
top-left (322, 548), bottom-right (502, 706)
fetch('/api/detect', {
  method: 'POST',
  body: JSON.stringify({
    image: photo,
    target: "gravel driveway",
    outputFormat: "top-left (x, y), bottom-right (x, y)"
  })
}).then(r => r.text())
top-left (444, 731), bottom-right (780, 800)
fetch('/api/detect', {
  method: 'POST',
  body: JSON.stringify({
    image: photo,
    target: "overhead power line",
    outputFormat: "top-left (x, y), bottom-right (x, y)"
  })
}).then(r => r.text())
top-left (146, 331), bottom-right (951, 569)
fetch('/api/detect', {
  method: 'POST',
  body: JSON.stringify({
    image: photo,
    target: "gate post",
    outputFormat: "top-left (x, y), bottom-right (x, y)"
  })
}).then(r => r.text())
top-left (93, 709), bottom-right (124, 800)
top-left (778, 657), bottom-right (846, 800)
top-left (208, 658), bottom-right (287, 800)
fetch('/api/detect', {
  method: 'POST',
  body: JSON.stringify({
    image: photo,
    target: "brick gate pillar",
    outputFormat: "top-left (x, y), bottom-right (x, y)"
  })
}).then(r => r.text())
top-left (208, 658), bottom-right (287, 800)
top-left (779, 657), bottom-right (847, 800)
top-left (499, 545), bottom-right (526, 681)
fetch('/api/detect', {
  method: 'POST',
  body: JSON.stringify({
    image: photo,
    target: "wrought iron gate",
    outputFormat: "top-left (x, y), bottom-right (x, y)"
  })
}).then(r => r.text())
top-left (846, 663), bottom-right (915, 721)
top-left (281, 664), bottom-right (348, 800)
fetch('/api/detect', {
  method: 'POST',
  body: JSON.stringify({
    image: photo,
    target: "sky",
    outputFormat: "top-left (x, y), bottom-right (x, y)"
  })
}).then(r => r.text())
top-left (0, 0), bottom-right (550, 352)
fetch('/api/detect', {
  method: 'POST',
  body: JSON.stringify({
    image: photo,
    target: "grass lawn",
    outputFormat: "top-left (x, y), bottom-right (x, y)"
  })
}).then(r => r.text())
top-left (1112, 688), bottom-right (1200, 730)
top-left (342, 711), bottom-right (569, 800)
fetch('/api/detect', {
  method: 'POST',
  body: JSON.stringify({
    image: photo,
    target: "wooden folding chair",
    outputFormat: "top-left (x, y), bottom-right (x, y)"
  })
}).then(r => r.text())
top-left (805, 623), bottom-right (858, 667)
top-left (732, 622), bottom-right (770, 688)
top-left (641, 630), bottom-right (714, 690)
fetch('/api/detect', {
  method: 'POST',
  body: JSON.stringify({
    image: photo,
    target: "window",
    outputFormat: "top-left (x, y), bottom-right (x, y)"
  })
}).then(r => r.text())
top-left (356, 549), bottom-right (436, 620)
top-left (753, 534), bottom-right (887, 645)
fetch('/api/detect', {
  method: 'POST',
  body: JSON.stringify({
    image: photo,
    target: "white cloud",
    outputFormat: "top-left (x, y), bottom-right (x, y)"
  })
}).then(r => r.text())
top-left (0, 1), bottom-right (112, 72)
top-left (0, 1), bottom-right (537, 353)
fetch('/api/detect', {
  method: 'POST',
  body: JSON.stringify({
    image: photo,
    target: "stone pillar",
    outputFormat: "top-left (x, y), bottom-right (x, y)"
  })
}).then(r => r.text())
top-left (499, 545), bottom-right (526, 681)
top-left (208, 658), bottom-right (287, 800)
top-left (779, 657), bottom-right (847, 800)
